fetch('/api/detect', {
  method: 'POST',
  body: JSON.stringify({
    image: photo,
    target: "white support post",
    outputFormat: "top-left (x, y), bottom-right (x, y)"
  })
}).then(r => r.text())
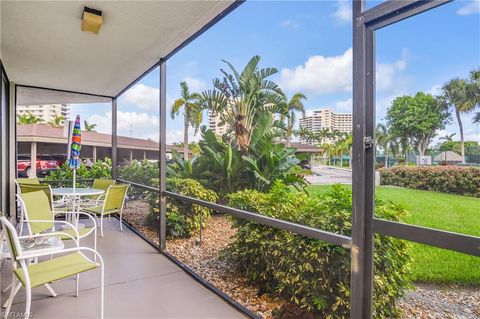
top-left (30, 142), bottom-right (37, 178)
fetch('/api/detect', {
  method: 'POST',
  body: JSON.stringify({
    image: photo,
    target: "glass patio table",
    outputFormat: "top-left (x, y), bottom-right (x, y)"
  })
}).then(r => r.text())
top-left (51, 187), bottom-right (105, 228)
top-left (51, 187), bottom-right (105, 197)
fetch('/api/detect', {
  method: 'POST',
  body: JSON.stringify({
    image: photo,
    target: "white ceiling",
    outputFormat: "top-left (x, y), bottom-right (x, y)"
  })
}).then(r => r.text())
top-left (16, 86), bottom-right (112, 105)
top-left (1, 1), bottom-right (237, 98)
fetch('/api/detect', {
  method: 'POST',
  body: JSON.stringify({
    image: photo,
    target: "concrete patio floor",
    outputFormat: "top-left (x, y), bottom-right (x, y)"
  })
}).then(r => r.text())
top-left (1, 219), bottom-right (246, 319)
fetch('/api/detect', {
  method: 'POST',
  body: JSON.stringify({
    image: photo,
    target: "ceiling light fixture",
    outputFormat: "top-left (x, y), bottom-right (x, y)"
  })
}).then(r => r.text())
top-left (81, 6), bottom-right (103, 35)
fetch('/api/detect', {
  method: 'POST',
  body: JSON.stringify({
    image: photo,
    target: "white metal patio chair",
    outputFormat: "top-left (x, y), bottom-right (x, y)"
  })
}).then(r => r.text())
top-left (0, 213), bottom-right (104, 319)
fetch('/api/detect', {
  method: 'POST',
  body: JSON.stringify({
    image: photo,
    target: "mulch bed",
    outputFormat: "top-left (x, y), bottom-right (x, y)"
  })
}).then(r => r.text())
top-left (122, 199), bottom-right (480, 319)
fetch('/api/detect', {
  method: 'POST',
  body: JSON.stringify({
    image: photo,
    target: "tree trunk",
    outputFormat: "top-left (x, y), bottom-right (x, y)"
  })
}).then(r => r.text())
top-left (385, 144), bottom-right (389, 168)
top-left (184, 113), bottom-right (189, 160)
top-left (417, 143), bottom-right (424, 157)
top-left (402, 138), bottom-right (409, 164)
top-left (456, 108), bottom-right (465, 164)
top-left (287, 132), bottom-right (291, 147)
top-left (349, 148), bottom-right (352, 167)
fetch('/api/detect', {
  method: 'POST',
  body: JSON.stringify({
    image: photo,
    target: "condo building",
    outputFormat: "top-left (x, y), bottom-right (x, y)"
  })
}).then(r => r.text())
top-left (208, 110), bottom-right (228, 136)
top-left (299, 108), bottom-right (352, 145)
top-left (17, 104), bottom-right (70, 124)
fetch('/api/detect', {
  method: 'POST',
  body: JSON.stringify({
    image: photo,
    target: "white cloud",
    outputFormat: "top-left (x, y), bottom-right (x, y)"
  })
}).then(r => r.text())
top-left (88, 111), bottom-right (158, 141)
top-left (334, 98), bottom-right (352, 112)
top-left (165, 128), bottom-right (201, 144)
top-left (464, 128), bottom-right (480, 142)
top-left (280, 48), bottom-right (353, 94)
top-left (122, 84), bottom-right (159, 111)
top-left (184, 77), bottom-right (207, 91)
top-left (281, 48), bottom-right (408, 95)
top-left (376, 93), bottom-right (407, 121)
top-left (333, 0), bottom-right (351, 24)
top-left (457, 0), bottom-right (480, 15)
top-left (426, 84), bottom-right (443, 96)
top-left (376, 49), bottom-right (408, 91)
top-left (281, 19), bottom-right (299, 29)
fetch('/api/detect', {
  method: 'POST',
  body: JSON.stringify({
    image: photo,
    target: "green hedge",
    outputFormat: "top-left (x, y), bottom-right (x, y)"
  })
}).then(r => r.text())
top-left (224, 183), bottom-right (411, 318)
top-left (379, 166), bottom-right (480, 197)
top-left (147, 178), bottom-right (218, 238)
top-left (45, 158), bottom-right (112, 187)
top-left (117, 160), bottom-right (159, 198)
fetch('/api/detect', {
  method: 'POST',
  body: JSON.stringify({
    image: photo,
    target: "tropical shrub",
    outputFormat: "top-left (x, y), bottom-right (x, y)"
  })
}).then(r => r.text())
top-left (191, 126), bottom-right (306, 197)
top-left (194, 128), bottom-right (246, 197)
top-left (379, 165), bottom-right (480, 197)
top-left (117, 160), bottom-right (159, 198)
top-left (147, 178), bottom-right (218, 238)
top-left (167, 150), bottom-right (196, 179)
top-left (241, 113), bottom-right (306, 192)
top-left (45, 158), bottom-right (112, 186)
top-left (224, 183), bottom-right (411, 318)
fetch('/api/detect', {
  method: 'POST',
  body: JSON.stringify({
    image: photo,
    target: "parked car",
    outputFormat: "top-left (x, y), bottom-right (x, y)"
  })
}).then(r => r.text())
top-left (17, 155), bottom-right (65, 177)
top-left (17, 155), bottom-right (32, 177)
top-left (299, 159), bottom-right (311, 170)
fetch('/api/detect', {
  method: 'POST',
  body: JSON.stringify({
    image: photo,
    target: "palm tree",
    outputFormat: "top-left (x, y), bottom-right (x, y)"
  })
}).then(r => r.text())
top-left (48, 115), bottom-right (64, 127)
top-left (296, 127), bottom-right (316, 144)
top-left (330, 129), bottom-right (343, 143)
top-left (467, 69), bottom-right (480, 109)
top-left (442, 70), bottom-right (480, 164)
top-left (198, 56), bottom-right (286, 153)
top-left (474, 112), bottom-right (480, 124)
top-left (17, 112), bottom-right (43, 124)
top-left (171, 81), bottom-right (202, 160)
top-left (439, 133), bottom-right (456, 142)
top-left (315, 128), bottom-right (332, 145)
top-left (322, 143), bottom-right (333, 165)
top-left (282, 93), bottom-right (306, 147)
top-left (336, 133), bottom-right (352, 167)
top-left (84, 120), bottom-right (97, 132)
top-left (376, 123), bottom-right (391, 167)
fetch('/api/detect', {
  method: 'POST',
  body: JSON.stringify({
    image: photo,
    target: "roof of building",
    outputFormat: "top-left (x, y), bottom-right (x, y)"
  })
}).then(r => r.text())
top-left (17, 124), bottom-right (183, 152)
top-left (278, 141), bottom-right (323, 153)
top-left (433, 151), bottom-right (463, 162)
top-left (18, 124), bottom-right (322, 154)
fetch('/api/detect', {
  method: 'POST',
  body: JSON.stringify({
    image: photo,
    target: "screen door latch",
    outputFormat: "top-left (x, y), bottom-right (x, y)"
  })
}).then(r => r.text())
top-left (364, 136), bottom-right (375, 150)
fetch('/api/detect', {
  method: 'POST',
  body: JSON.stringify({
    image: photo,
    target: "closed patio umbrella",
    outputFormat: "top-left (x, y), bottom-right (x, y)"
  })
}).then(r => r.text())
top-left (69, 115), bottom-right (82, 210)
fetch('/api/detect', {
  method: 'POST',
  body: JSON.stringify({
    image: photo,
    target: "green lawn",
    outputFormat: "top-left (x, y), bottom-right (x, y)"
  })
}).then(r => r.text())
top-left (307, 185), bottom-right (480, 285)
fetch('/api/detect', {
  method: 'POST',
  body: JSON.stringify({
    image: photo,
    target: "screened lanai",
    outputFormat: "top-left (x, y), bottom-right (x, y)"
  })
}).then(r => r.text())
top-left (0, 1), bottom-right (479, 319)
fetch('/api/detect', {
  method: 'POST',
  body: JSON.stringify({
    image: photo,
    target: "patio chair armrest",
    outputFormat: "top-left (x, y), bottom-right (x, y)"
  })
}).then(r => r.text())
top-left (22, 219), bottom-right (80, 239)
top-left (52, 211), bottom-right (97, 229)
top-left (95, 194), bottom-right (106, 205)
top-left (17, 246), bottom-right (104, 266)
top-left (18, 231), bottom-right (79, 246)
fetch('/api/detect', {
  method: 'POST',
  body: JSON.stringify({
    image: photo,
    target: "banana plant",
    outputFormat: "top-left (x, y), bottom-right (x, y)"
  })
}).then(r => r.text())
top-left (167, 150), bottom-right (196, 179)
top-left (195, 127), bottom-right (246, 196)
top-left (243, 114), bottom-right (306, 191)
top-left (198, 55), bottom-right (288, 153)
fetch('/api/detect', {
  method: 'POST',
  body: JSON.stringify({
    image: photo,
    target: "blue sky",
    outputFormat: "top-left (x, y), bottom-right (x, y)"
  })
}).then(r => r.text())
top-left (71, 0), bottom-right (480, 145)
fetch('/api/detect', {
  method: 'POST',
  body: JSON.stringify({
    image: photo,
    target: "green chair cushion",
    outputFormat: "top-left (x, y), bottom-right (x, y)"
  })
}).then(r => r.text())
top-left (86, 179), bottom-right (115, 200)
top-left (14, 252), bottom-right (98, 288)
top-left (59, 227), bottom-right (95, 240)
top-left (84, 206), bottom-right (120, 216)
top-left (17, 178), bottom-right (40, 185)
top-left (19, 191), bottom-right (55, 234)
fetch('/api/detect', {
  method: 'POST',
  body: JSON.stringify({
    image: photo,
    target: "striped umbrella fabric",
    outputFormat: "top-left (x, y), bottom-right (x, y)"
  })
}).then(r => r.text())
top-left (69, 115), bottom-right (82, 169)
